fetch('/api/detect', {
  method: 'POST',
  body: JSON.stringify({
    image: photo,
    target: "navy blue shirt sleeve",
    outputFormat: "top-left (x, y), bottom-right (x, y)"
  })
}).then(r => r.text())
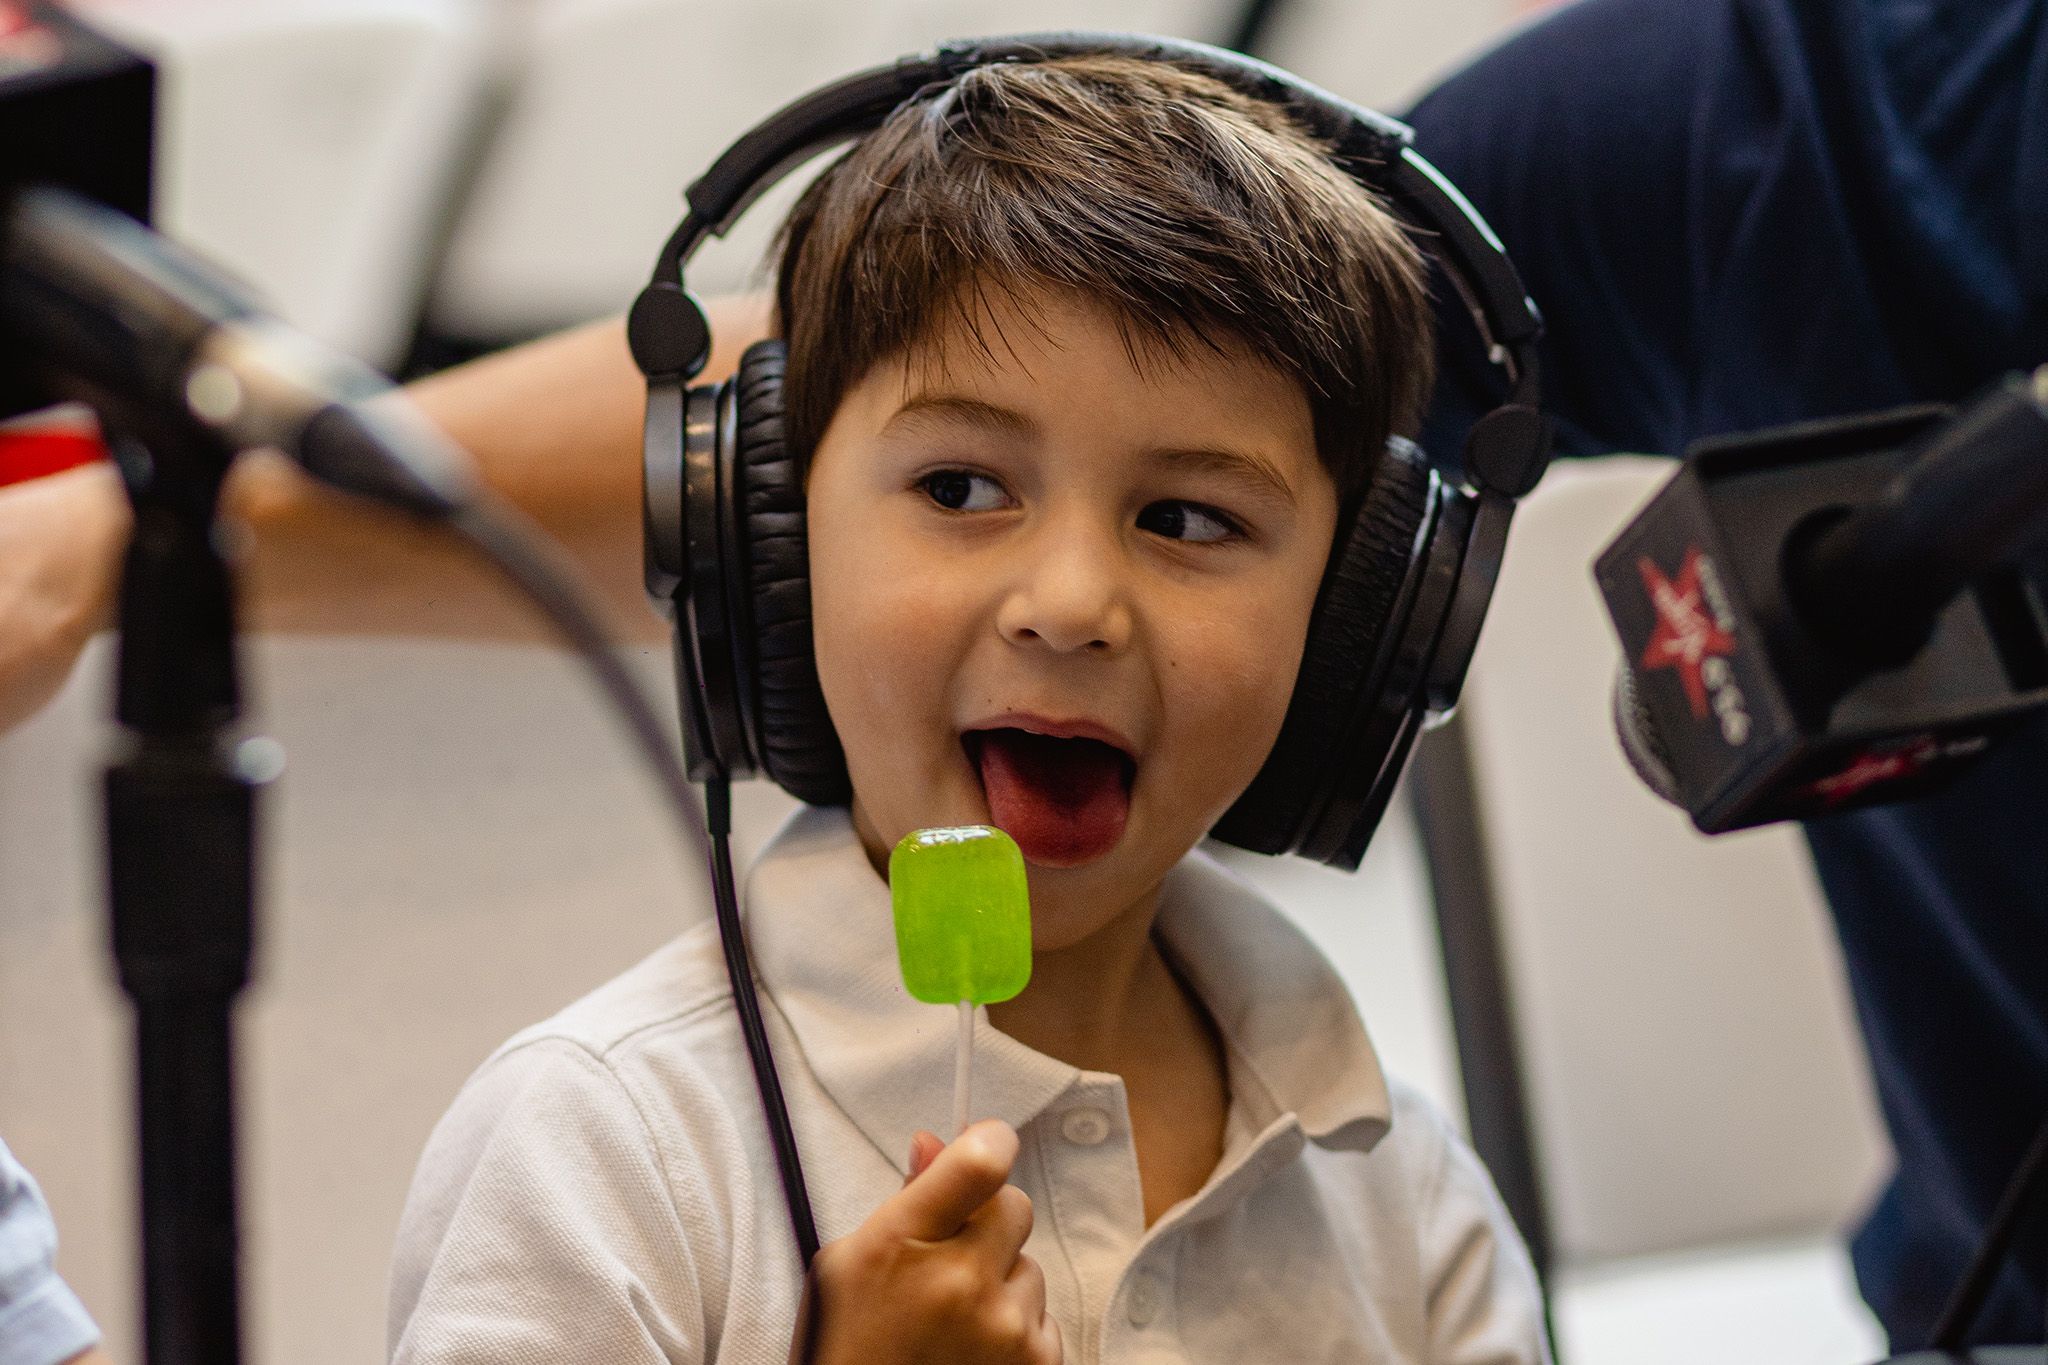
top-left (1407, 0), bottom-right (1703, 466)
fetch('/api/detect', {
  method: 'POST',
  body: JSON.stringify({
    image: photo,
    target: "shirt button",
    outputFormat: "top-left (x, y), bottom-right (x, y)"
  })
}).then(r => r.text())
top-left (1060, 1107), bottom-right (1110, 1146)
top-left (1127, 1276), bottom-right (1159, 1327)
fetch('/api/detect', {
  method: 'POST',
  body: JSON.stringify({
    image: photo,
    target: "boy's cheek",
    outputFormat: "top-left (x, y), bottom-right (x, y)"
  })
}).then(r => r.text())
top-left (1150, 614), bottom-right (1306, 782)
top-left (814, 595), bottom-right (988, 837)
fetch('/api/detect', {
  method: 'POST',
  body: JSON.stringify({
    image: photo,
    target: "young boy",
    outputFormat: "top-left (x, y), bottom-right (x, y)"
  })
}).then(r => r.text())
top-left (388, 54), bottom-right (1546, 1365)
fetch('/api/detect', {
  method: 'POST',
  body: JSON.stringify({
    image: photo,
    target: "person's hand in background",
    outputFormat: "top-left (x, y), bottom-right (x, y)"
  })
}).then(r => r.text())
top-left (0, 294), bottom-right (772, 736)
top-left (0, 462), bottom-right (129, 734)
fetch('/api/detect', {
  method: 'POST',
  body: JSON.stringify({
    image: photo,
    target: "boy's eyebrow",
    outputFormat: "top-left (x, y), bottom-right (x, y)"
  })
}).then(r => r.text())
top-left (889, 395), bottom-right (1036, 437)
top-left (1151, 445), bottom-right (1299, 506)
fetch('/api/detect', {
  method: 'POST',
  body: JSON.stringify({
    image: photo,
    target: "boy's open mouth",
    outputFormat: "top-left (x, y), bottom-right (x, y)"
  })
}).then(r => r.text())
top-left (964, 728), bottom-right (1136, 868)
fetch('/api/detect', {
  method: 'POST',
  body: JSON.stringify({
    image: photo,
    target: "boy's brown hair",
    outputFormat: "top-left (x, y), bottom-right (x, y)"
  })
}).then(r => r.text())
top-left (773, 54), bottom-right (1434, 501)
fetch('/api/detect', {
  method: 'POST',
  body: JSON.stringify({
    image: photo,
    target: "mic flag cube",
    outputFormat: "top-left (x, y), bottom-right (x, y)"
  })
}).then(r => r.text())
top-left (890, 826), bottom-right (1032, 1007)
top-left (1595, 404), bottom-right (2048, 833)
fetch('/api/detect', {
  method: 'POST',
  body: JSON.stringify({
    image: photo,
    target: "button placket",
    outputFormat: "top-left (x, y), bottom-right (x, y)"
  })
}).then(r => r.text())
top-left (1040, 1080), bottom-right (1147, 1364)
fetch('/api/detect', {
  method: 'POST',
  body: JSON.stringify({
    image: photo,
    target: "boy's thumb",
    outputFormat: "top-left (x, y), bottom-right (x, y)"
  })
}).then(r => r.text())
top-left (885, 1120), bottom-right (1018, 1242)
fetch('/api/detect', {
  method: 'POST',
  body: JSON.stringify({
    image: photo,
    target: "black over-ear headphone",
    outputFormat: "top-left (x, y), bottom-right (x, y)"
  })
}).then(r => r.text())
top-left (629, 32), bottom-right (1551, 874)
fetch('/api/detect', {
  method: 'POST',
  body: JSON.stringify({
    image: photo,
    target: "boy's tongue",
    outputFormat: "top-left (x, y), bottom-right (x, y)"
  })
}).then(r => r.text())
top-left (972, 729), bottom-right (1132, 867)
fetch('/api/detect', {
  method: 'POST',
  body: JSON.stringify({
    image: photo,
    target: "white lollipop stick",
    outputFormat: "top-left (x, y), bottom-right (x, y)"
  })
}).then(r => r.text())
top-left (953, 999), bottom-right (974, 1138)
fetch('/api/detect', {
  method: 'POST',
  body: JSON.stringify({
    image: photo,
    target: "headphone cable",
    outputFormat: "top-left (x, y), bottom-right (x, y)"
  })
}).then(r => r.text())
top-left (703, 774), bottom-right (824, 1267)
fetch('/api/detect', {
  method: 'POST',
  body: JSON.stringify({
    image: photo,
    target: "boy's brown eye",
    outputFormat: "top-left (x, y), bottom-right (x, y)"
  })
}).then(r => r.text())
top-left (919, 470), bottom-right (1006, 511)
top-left (1137, 500), bottom-right (1237, 542)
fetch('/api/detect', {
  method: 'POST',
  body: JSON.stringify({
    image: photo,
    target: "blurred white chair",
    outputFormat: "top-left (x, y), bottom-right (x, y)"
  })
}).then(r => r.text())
top-left (71, 0), bottom-right (491, 369)
top-left (429, 0), bottom-right (1257, 344)
top-left (1436, 456), bottom-right (1896, 1362)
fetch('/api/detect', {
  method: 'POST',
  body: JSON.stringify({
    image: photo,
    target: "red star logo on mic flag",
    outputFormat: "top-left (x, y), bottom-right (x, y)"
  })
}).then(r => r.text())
top-left (1638, 548), bottom-right (1736, 718)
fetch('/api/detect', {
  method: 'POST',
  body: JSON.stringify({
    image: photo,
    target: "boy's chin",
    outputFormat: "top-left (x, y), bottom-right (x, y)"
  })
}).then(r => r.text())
top-left (1015, 832), bottom-right (1184, 941)
top-left (1018, 875), bottom-right (1145, 951)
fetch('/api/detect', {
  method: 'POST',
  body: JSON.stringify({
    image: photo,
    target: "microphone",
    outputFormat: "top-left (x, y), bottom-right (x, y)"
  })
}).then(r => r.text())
top-left (1789, 370), bottom-right (2048, 670)
top-left (1597, 369), bottom-right (2048, 833)
top-left (1, 184), bottom-right (476, 517)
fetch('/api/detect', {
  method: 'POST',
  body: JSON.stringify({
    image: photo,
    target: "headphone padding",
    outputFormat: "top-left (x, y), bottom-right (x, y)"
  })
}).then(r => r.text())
top-left (732, 339), bottom-right (852, 805)
top-left (1210, 443), bottom-right (1435, 855)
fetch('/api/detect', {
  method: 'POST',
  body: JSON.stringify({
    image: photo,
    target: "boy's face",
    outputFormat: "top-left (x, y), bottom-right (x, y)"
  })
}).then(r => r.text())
top-left (806, 291), bottom-right (1340, 950)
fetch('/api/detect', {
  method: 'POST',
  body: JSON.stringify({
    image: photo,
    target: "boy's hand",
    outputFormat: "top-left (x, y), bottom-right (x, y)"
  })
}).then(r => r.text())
top-left (804, 1120), bottom-right (1061, 1365)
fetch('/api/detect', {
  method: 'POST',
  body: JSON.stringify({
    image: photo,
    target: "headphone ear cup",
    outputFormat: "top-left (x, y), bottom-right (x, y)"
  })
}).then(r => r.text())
top-left (1210, 442), bottom-right (1436, 861)
top-left (730, 338), bottom-right (852, 805)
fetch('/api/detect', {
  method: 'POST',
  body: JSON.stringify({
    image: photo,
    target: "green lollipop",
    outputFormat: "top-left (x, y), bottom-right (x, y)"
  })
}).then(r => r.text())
top-left (890, 826), bottom-right (1032, 1136)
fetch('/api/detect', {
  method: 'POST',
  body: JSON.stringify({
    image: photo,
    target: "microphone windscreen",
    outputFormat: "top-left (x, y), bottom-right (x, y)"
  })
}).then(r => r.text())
top-left (1612, 665), bottom-right (1683, 808)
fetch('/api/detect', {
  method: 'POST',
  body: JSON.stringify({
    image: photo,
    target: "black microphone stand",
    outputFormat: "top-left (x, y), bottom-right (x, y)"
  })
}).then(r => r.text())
top-left (98, 399), bottom-right (256, 1365)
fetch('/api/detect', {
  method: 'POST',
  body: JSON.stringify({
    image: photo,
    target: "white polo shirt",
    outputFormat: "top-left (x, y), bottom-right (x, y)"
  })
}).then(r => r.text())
top-left (389, 806), bottom-right (1548, 1365)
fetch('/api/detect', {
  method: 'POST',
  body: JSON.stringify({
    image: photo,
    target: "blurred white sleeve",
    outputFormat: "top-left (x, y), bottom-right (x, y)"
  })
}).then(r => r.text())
top-left (0, 1135), bottom-right (101, 1365)
top-left (1400, 1087), bottom-right (1554, 1365)
top-left (388, 1038), bottom-right (714, 1365)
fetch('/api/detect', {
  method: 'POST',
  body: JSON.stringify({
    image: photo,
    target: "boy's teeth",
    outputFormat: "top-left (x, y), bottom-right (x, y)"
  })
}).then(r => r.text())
top-left (971, 729), bottom-right (1132, 867)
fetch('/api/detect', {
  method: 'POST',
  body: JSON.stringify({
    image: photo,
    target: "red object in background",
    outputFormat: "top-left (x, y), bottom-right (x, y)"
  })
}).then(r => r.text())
top-left (0, 0), bottom-right (61, 71)
top-left (0, 409), bottom-right (110, 486)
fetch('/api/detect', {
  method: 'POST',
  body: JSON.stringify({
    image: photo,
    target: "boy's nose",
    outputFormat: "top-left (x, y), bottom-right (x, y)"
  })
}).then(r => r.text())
top-left (995, 528), bottom-right (1132, 655)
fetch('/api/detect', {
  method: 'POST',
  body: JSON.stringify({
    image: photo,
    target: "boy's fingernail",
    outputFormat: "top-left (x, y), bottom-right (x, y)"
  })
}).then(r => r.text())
top-left (906, 1130), bottom-right (943, 1178)
top-left (957, 1119), bottom-right (1018, 1164)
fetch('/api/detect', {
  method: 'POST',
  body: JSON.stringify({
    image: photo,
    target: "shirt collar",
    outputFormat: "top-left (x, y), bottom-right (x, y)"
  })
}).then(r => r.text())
top-left (743, 806), bottom-right (1391, 1175)
top-left (1154, 851), bottom-right (1391, 1153)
